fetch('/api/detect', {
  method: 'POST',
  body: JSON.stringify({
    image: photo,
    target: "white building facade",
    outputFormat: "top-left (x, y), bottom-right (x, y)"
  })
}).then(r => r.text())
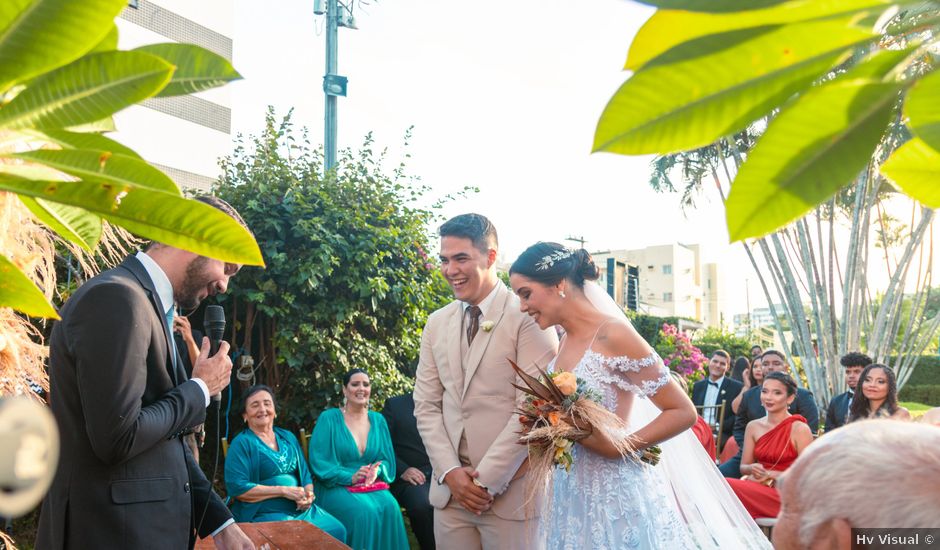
top-left (593, 243), bottom-right (725, 328)
top-left (113, 0), bottom-right (235, 191)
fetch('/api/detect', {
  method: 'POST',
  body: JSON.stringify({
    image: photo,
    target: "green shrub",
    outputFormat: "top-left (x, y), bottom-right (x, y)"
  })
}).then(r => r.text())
top-left (214, 112), bottom-right (454, 431)
top-left (898, 384), bottom-right (940, 406)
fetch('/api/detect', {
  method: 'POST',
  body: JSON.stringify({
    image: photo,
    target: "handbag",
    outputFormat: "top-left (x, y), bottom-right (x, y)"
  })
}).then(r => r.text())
top-left (346, 481), bottom-right (390, 493)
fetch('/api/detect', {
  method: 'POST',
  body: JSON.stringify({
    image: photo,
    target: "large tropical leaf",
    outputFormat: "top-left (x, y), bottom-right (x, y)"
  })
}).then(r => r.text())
top-left (634, 0), bottom-right (788, 12)
top-left (904, 67), bottom-right (940, 150)
top-left (627, 0), bottom-right (898, 70)
top-left (0, 253), bottom-right (58, 318)
top-left (0, 0), bottom-right (127, 91)
top-left (135, 43), bottom-right (242, 97)
top-left (880, 137), bottom-right (940, 207)
top-left (0, 175), bottom-right (264, 266)
top-left (725, 79), bottom-right (901, 241)
top-left (10, 149), bottom-right (181, 194)
top-left (0, 50), bottom-right (173, 131)
top-left (594, 17), bottom-right (874, 156)
top-left (19, 196), bottom-right (102, 251)
top-left (28, 129), bottom-right (142, 158)
top-left (89, 23), bottom-right (118, 55)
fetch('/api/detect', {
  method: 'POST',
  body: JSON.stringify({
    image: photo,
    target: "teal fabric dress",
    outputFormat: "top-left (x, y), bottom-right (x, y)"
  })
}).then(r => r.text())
top-left (309, 408), bottom-right (409, 550)
top-left (224, 427), bottom-right (347, 543)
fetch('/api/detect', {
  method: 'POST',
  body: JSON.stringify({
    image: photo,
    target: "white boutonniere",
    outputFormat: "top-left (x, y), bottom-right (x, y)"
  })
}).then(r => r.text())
top-left (481, 320), bottom-right (495, 332)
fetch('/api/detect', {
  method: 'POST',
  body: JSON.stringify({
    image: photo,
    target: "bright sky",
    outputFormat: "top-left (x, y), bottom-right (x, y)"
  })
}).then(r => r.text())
top-left (229, 0), bottom-right (936, 319)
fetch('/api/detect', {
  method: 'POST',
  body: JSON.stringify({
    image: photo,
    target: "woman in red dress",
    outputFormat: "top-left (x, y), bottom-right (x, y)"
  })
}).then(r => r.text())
top-left (727, 372), bottom-right (814, 519)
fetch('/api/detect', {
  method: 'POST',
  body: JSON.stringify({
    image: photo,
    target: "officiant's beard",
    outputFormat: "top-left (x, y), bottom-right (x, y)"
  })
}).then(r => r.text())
top-left (176, 256), bottom-right (216, 310)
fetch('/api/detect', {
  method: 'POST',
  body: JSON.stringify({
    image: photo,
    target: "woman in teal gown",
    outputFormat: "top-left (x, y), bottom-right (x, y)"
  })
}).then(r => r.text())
top-left (225, 385), bottom-right (347, 543)
top-left (309, 369), bottom-right (409, 550)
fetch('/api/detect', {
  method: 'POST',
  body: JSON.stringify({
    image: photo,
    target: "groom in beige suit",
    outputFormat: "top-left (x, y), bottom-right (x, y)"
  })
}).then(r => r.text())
top-left (414, 214), bottom-right (558, 549)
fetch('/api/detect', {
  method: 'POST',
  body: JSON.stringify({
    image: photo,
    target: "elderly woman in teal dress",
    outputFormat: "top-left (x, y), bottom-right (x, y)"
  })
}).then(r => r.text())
top-left (309, 369), bottom-right (409, 550)
top-left (224, 385), bottom-right (347, 543)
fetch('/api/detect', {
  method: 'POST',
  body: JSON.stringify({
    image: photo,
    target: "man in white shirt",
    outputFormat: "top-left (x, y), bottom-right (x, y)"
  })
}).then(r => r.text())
top-left (692, 350), bottom-right (743, 452)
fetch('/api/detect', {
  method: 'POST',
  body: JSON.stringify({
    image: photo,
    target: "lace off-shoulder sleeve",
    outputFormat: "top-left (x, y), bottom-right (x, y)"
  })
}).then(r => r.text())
top-left (598, 350), bottom-right (670, 397)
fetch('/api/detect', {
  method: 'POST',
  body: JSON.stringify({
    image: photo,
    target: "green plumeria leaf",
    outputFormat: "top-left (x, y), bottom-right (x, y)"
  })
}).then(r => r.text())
top-left (0, 175), bottom-right (265, 266)
top-left (28, 129), bottom-right (142, 158)
top-left (0, 253), bottom-right (58, 318)
top-left (627, 0), bottom-right (899, 71)
top-left (135, 43), bottom-right (242, 97)
top-left (19, 195), bottom-right (102, 251)
top-left (0, 0), bottom-right (127, 90)
top-left (634, 0), bottom-right (788, 12)
top-left (89, 23), bottom-right (118, 54)
top-left (904, 68), bottom-right (940, 150)
top-left (594, 17), bottom-right (874, 156)
top-left (726, 79), bottom-right (901, 241)
top-left (10, 149), bottom-right (181, 194)
top-left (0, 50), bottom-right (173, 130)
top-left (880, 137), bottom-right (940, 207)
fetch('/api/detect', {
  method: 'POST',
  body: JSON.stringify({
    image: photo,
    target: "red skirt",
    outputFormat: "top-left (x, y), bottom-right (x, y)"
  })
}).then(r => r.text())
top-left (727, 478), bottom-right (780, 519)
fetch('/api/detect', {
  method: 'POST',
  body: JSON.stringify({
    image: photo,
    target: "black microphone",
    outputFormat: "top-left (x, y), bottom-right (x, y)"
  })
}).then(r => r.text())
top-left (203, 305), bottom-right (226, 403)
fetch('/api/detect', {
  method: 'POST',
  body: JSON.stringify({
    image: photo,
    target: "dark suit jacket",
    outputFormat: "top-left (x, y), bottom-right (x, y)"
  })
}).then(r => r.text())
top-left (732, 385), bottom-right (820, 453)
top-left (38, 256), bottom-right (232, 550)
top-left (826, 390), bottom-right (853, 431)
top-left (692, 377), bottom-right (743, 444)
top-left (381, 394), bottom-right (431, 477)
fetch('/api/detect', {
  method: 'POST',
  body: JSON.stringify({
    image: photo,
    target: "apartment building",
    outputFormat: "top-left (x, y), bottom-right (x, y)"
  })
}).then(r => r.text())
top-left (113, 0), bottom-right (235, 191)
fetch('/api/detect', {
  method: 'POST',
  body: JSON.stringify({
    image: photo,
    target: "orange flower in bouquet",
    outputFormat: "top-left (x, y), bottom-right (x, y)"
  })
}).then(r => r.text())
top-left (510, 360), bottom-right (661, 505)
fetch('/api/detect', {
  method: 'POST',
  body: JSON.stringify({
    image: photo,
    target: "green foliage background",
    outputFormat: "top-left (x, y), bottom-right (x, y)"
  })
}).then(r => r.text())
top-left (213, 111), bottom-right (452, 431)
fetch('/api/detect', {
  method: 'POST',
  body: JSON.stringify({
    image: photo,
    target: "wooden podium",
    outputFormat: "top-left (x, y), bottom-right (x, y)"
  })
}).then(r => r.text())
top-left (195, 520), bottom-right (350, 549)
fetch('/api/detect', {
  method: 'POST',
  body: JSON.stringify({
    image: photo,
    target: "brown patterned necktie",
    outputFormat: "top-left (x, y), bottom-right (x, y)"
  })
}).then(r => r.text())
top-left (466, 305), bottom-right (482, 345)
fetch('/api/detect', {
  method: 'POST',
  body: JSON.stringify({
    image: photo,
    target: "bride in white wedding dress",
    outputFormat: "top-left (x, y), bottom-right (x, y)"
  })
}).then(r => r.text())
top-left (509, 242), bottom-right (770, 550)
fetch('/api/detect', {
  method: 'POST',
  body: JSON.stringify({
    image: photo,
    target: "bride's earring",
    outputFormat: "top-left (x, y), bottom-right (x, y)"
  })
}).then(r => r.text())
top-left (559, 290), bottom-right (566, 298)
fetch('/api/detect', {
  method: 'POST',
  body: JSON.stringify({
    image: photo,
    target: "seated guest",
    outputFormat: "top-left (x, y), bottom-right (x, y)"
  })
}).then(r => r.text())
top-left (224, 385), bottom-right (346, 543)
top-left (727, 372), bottom-right (813, 519)
top-left (772, 420), bottom-right (940, 549)
top-left (750, 344), bottom-right (763, 359)
top-left (825, 352), bottom-right (870, 431)
top-left (732, 357), bottom-right (763, 415)
top-left (691, 350), bottom-right (743, 452)
top-left (310, 369), bottom-right (409, 550)
top-left (847, 363), bottom-right (911, 422)
top-left (720, 350), bottom-right (818, 479)
top-left (382, 393), bottom-right (435, 550)
top-left (730, 356), bottom-right (750, 383)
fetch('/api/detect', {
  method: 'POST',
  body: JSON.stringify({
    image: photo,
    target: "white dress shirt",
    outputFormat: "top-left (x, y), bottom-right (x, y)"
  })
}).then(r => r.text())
top-left (703, 376), bottom-right (724, 426)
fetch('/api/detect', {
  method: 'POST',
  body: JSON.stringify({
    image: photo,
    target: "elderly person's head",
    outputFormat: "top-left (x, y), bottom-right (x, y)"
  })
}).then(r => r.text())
top-left (773, 420), bottom-right (940, 549)
top-left (241, 384), bottom-right (277, 433)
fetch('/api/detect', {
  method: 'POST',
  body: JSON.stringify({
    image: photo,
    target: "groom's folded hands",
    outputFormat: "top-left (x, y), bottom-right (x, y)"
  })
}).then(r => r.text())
top-left (444, 466), bottom-right (493, 515)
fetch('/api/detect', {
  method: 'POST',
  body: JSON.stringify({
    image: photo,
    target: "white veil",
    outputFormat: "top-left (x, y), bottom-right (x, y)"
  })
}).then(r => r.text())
top-left (583, 282), bottom-right (772, 550)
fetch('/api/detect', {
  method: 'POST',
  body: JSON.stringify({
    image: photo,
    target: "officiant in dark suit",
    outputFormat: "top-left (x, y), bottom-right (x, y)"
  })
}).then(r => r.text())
top-left (37, 197), bottom-right (256, 550)
top-left (825, 352), bottom-right (872, 431)
top-left (382, 393), bottom-right (435, 550)
top-left (691, 350), bottom-right (742, 452)
top-left (719, 350), bottom-right (819, 479)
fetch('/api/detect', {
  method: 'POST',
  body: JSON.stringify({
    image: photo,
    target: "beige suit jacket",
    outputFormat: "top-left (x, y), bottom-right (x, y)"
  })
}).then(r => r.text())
top-left (414, 282), bottom-right (558, 520)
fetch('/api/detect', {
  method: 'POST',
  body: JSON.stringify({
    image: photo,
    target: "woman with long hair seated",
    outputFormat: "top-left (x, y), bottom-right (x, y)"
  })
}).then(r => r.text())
top-left (309, 369), bottom-right (409, 550)
top-left (727, 372), bottom-right (814, 519)
top-left (848, 363), bottom-right (911, 422)
top-left (224, 384), bottom-right (347, 543)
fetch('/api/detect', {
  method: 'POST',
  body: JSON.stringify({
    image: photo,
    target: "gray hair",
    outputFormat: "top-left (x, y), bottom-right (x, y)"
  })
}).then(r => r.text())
top-left (791, 420), bottom-right (940, 546)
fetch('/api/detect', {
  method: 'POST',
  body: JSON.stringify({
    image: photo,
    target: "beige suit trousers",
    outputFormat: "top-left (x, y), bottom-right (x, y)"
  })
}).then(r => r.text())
top-left (434, 500), bottom-right (541, 550)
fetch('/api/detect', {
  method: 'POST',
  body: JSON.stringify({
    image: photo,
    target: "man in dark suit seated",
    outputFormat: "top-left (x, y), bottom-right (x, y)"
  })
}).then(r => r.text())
top-left (382, 393), bottom-right (435, 550)
top-left (718, 349), bottom-right (819, 479)
top-left (691, 350), bottom-right (743, 453)
top-left (825, 352), bottom-right (871, 431)
top-left (37, 196), bottom-right (255, 550)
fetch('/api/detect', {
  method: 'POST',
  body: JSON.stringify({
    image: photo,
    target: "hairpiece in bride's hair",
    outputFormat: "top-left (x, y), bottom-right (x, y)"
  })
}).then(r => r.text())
top-left (536, 248), bottom-right (574, 271)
